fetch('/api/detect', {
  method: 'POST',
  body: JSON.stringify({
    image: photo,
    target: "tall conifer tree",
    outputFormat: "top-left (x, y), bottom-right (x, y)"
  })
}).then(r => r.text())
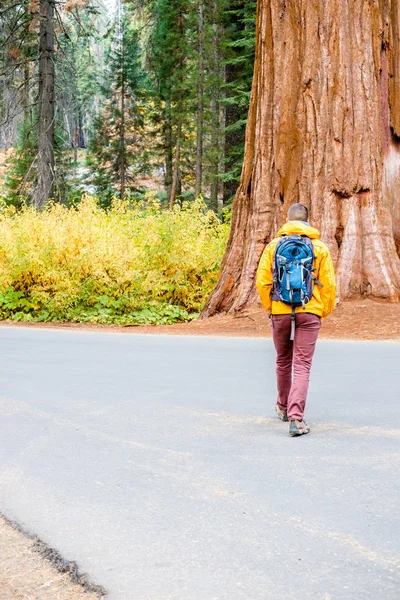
top-left (88, 3), bottom-right (149, 203)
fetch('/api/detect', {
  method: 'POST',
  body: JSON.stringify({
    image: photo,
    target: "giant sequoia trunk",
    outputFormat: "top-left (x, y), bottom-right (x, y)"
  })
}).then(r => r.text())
top-left (203, 0), bottom-right (400, 316)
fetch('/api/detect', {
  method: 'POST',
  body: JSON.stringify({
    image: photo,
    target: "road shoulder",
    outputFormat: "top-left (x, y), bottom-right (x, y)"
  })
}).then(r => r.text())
top-left (0, 516), bottom-right (105, 599)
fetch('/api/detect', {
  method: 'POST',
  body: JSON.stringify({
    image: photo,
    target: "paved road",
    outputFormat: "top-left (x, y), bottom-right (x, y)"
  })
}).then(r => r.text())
top-left (0, 328), bottom-right (399, 600)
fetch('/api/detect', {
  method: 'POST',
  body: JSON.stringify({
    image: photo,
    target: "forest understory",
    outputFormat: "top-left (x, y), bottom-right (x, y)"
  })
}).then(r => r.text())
top-left (2, 299), bottom-right (399, 341)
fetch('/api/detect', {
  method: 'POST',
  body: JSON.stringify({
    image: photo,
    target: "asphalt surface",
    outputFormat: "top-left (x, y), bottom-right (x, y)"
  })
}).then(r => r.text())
top-left (0, 328), bottom-right (399, 600)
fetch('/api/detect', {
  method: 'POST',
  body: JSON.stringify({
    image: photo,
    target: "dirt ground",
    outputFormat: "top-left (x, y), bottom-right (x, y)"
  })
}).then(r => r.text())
top-left (1, 299), bottom-right (399, 600)
top-left (2, 299), bottom-right (400, 340)
top-left (0, 517), bottom-right (104, 599)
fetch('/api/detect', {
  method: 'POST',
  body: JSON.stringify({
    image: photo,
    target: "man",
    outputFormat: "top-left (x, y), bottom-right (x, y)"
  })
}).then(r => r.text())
top-left (256, 203), bottom-right (336, 437)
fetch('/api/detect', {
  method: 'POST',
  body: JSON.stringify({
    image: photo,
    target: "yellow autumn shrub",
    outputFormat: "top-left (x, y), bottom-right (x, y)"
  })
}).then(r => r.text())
top-left (0, 195), bottom-right (229, 324)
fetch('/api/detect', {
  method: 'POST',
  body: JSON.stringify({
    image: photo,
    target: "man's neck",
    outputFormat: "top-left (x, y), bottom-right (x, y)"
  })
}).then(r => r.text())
top-left (288, 220), bottom-right (310, 226)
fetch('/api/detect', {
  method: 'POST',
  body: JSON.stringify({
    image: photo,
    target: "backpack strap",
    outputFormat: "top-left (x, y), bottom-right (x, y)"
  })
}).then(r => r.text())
top-left (290, 306), bottom-right (296, 341)
top-left (311, 272), bottom-right (324, 287)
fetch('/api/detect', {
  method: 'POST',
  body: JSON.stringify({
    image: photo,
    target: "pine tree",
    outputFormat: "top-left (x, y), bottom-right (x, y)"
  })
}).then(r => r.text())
top-left (148, 0), bottom-right (194, 206)
top-left (1, 1), bottom-right (41, 204)
top-left (57, 9), bottom-right (98, 164)
top-left (88, 4), bottom-right (150, 204)
top-left (2, 0), bottom-right (257, 208)
top-left (221, 0), bottom-right (256, 205)
top-left (2, 0), bottom-right (98, 207)
top-left (0, 1), bottom-right (36, 150)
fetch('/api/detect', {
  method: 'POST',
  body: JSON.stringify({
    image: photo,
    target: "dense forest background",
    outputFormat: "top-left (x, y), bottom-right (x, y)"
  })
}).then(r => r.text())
top-left (4, 1), bottom-right (400, 326)
top-left (0, 0), bottom-right (256, 211)
top-left (0, 0), bottom-right (257, 325)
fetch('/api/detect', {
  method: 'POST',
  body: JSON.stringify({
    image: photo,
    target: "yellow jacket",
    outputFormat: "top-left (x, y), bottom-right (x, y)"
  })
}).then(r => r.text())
top-left (256, 221), bottom-right (336, 318)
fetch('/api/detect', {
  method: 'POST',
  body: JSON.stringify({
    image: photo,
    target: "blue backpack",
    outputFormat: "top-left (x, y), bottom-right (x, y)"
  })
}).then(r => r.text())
top-left (272, 234), bottom-right (322, 339)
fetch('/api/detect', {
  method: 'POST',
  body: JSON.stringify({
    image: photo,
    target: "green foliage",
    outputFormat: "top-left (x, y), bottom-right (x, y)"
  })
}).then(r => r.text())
top-left (87, 10), bottom-right (153, 204)
top-left (4, 122), bottom-right (38, 208)
top-left (149, 0), bottom-right (191, 102)
top-left (221, 0), bottom-right (256, 200)
top-left (4, 116), bottom-right (76, 207)
top-left (146, 0), bottom-right (198, 193)
top-left (0, 195), bottom-right (229, 325)
top-left (1, 0), bottom-right (257, 211)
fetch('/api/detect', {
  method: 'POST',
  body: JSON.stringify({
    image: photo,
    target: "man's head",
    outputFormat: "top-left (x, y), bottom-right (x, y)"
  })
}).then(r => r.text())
top-left (287, 203), bottom-right (309, 223)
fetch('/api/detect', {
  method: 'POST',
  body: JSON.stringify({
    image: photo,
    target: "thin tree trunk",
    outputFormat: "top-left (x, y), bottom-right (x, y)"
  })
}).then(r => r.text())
top-left (63, 110), bottom-right (71, 148)
top-left (34, 0), bottom-right (55, 209)
top-left (78, 107), bottom-right (85, 148)
top-left (202, 0), bottom-right (400, 316)
top-left (169, 11), bottom-right (184, 209)
top-left (164, 100), bottom-right (173, 199)
top-left (210, 0), bottom-right (220, 212)
top-left (74, 119), bottom-right (78, 165)
top-left (23, 61), bottom-right (30, 124)
top-left (120, 5), bottom-right (126, 201)
top-left (223, 1), bottom-right (245, 206)
top-left (169, 120), bottom-right (182, 208)
top-left (219, 61), bottom-right (226, 212)
top-left (195, 0), bottom-right (204, 199)
top-left (120, 70), bottom-right (125, 200)
top-left (210, 94), bottom-right (219, 211)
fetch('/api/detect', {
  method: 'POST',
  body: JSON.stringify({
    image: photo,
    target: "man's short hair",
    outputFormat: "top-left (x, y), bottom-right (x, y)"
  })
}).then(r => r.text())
top-left (287, 203), bottom-right (309, 222)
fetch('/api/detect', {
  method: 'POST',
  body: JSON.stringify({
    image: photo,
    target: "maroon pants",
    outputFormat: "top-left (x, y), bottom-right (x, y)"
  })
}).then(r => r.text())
top-left (272, 313), bottom-right (321, 421)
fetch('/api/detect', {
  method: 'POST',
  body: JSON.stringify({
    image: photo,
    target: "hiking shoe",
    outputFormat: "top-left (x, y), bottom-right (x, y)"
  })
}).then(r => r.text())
top-left (275, 404), bottom-right (288, 422)
top-left (289, 420), bottom-right (310, 437)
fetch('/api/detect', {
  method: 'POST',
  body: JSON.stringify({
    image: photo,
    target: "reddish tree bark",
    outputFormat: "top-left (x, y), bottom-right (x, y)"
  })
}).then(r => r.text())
top-left (202, 0), bottom-right (400, 316)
